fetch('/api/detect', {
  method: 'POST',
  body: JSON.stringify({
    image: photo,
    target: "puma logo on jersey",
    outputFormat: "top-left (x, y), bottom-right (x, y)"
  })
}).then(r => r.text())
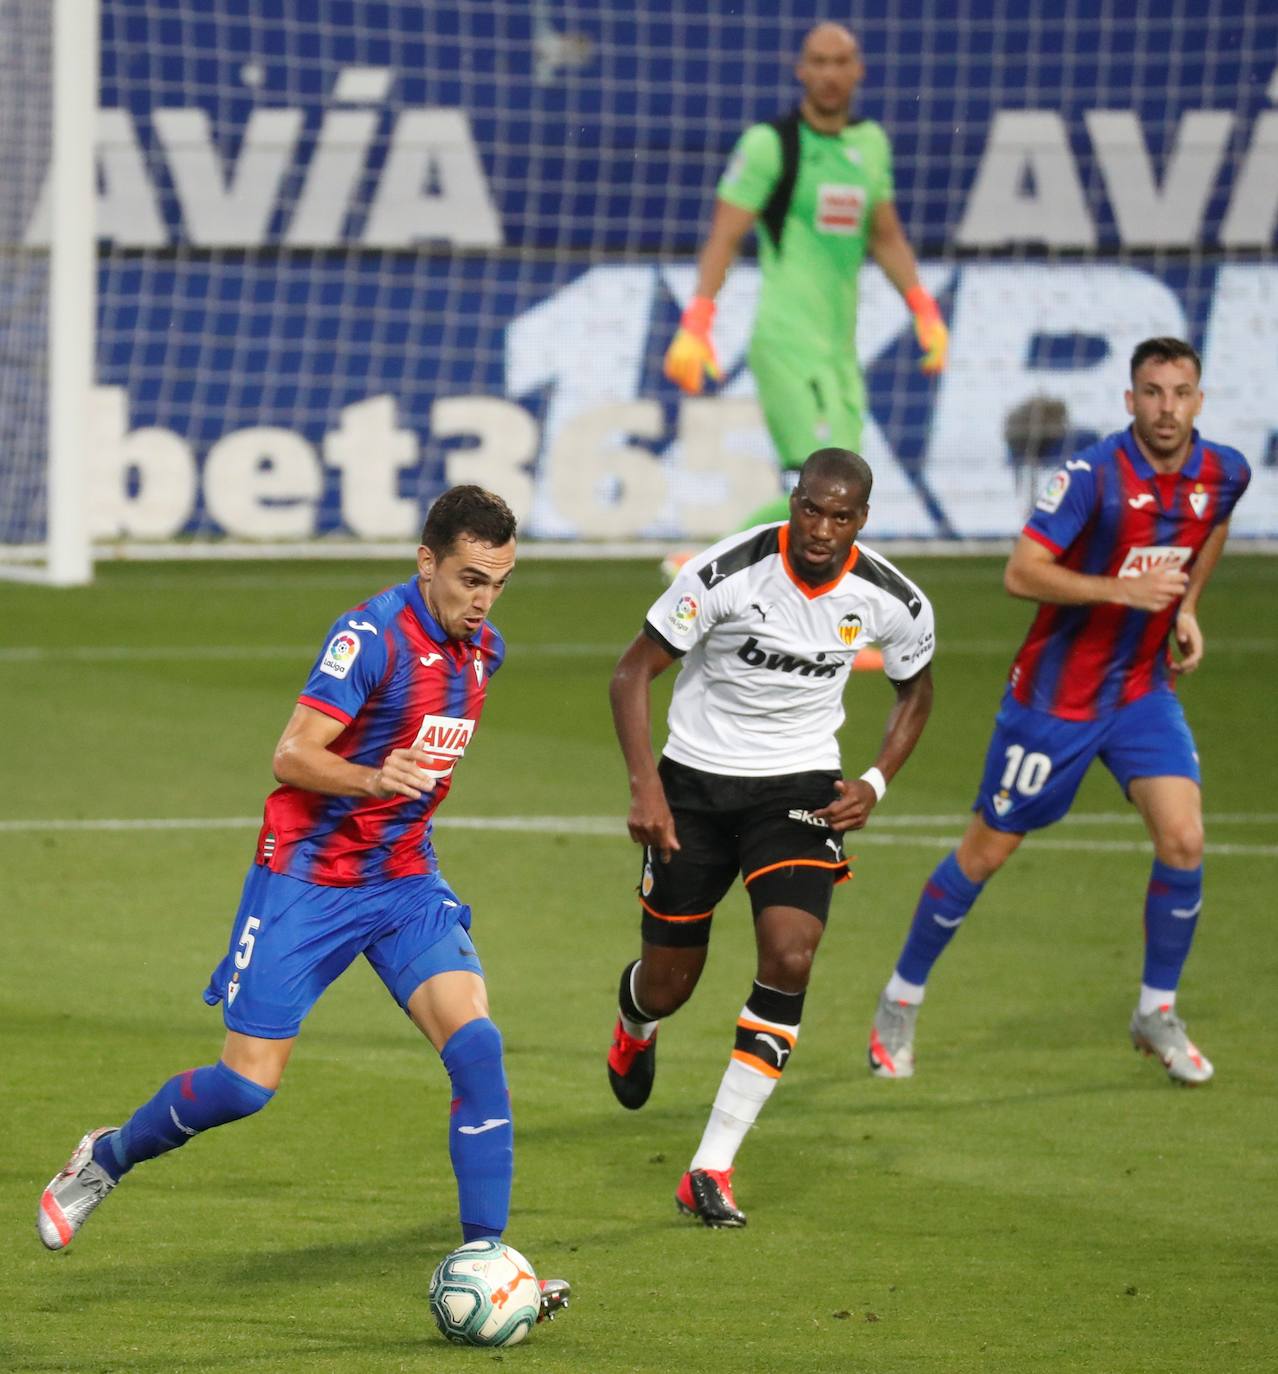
top-left (1128, 493), bottom-right (1156, 509)
top-left (750, 602), bottom-right (769, 621)
top-left (704, 560), bottom-right (726, 586)
top-left (824, 838), bottom-right (842, 860)
top-left (737, 636), bottom-right (840, 678)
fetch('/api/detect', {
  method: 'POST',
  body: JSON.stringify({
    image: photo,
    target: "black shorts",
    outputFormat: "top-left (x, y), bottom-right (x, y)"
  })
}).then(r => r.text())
top-left (638, 757), bottom-right (851, 948)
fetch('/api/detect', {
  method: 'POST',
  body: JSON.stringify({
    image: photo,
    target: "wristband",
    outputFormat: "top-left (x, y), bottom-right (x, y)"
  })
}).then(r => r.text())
top-left (858, 766), bottom-right (887, 802)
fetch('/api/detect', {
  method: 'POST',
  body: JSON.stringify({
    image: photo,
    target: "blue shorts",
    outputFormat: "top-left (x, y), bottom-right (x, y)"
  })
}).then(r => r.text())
top-left (974, 688), bottom-right (1200, 833)
top-left (203, 865), bottom-right (485, 1039)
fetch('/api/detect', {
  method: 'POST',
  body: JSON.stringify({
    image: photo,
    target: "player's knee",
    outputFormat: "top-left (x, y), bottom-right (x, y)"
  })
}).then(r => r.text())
top-left (1156, 820), bottom-right (1203, 869)
top-left (756, 943), bottom-right (815, 994)
top-left (636, 963), bottom-right (700, 1018)
top-left (211, 1061), bottom-right (276, 1120)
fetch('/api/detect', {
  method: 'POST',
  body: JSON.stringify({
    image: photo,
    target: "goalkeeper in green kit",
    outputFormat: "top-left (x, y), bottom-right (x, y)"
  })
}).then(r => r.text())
top-left (666, 21), bottom-right (947, 527)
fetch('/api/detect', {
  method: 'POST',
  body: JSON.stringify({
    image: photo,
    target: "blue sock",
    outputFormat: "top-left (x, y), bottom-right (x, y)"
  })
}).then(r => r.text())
top-left (92, 1061), bottom-right (274, 1181)
top-left (1142, 860), bottom-right (1203, 991)
top-left (895, 851), bottom-right (986, 986)
top-left (441, 1018), bottom-right (513, 1242)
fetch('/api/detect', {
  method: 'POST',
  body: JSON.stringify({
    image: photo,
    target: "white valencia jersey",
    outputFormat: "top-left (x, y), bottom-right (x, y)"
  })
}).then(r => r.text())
top-left (645, 524), bottom-right (935, 776)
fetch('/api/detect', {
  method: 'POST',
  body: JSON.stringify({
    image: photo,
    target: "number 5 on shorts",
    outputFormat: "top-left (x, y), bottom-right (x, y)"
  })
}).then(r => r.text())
top-left (1000, 745), bottom-right (1052, 796)
top-left (234, 915), bottom-right (262, 970)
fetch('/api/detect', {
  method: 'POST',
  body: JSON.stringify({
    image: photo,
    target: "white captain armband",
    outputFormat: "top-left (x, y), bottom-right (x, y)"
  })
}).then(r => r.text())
top-left (859, 766), bottom-right (887, 803)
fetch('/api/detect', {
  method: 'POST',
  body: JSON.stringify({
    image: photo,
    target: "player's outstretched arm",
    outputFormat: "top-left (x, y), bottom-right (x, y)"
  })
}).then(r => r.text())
top-left (272, 704), bottom-right (436, 801)
top-left (1004, 534), bottom-right (1188, 612)
top-left (1171, 519), bottom-right (1231, 675)
top-left (664, 200), bottom-right (756, 395)
top-left (609, 633), bottom-right (680, 860)
top-left (868, 201), bottom-right (947, 374)
top-left (814, 664), bottom-right (934, 833)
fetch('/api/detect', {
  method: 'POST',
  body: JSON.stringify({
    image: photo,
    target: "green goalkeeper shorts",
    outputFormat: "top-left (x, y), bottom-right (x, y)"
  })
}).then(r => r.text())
top-left (748, 338), bottom-right (866, 470)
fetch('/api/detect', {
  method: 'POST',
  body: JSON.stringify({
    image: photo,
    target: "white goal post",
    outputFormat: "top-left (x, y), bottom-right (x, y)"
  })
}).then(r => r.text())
top-left (0, 0), bottom-right (96, 586)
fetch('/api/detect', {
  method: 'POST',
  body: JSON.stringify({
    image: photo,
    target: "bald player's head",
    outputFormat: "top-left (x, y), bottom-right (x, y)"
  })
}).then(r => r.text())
top-left (796, 22), bottom-right (864, 118)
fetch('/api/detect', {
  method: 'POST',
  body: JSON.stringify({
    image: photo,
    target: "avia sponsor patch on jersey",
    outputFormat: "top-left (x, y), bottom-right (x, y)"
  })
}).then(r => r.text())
top-left (1036, 468), bottom-right (1070, 513)
top-left (410, 713), bottom-right (475, 777)
top-left (816, 183), bottom-right (865, 234)
top-left (666, 593), bottom-right (700, 637)
top-left (837, 613), bottom-right (862, 646)
top-left (320, 630), bottom-right (361, 678)
top-left (737, 636), bottom-right (841, 678)
top-left (1117, 545), bottom-right (1192, 578)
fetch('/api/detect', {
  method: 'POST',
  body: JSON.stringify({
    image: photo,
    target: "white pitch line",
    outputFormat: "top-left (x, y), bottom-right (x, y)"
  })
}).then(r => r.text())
top-left (0, 814), bottom-right (1272, 857)
top-left (5, 639), bottom-right (1275, 665)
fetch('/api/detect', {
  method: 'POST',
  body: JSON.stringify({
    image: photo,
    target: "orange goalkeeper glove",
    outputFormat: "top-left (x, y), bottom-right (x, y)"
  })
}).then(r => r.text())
top-left (905, 285), bottom-right (948, 375)
top-left (663, 295), bottom-right (721, 394)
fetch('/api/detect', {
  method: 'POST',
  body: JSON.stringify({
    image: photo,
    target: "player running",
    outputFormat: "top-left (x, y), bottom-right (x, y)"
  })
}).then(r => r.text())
top-left (37, 486), bottom-right (568, 1321)
top-left (664, 21), bottom-right (947, 528)
top-left (867, 338), bottom-right (1251, 1086)
top-left (606, 448), bottom-right (935, 1226)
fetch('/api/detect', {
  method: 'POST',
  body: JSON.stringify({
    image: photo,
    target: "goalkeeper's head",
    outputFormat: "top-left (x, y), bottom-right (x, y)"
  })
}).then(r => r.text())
top-left (796, 23), bottom-right (864, 119)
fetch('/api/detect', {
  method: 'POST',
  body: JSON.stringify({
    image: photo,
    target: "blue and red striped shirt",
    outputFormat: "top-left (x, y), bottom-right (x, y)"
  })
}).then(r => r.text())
top-left (1008, 427), bottom-right (1249, 721)
top-left (256, 578), bottom-right (505, 885)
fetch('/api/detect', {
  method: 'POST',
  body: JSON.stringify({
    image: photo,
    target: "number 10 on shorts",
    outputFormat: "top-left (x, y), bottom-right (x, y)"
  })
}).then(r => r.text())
top-left (1000, 745), bottom-right (1052, 797)
top-left (234, 915), bottom-right (262, 970)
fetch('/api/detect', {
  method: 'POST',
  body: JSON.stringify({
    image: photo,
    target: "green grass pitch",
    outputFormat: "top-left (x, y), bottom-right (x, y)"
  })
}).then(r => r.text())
top-left (2, 554), bottom-right (1276, 1372)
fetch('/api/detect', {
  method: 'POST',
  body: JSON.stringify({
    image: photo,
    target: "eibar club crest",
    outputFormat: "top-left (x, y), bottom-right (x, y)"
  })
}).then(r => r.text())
top-left (1188, 486), bottom-right (1209, 519)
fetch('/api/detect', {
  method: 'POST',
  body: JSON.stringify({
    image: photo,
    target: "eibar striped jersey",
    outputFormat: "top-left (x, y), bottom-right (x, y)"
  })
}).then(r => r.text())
top-left (644, 524), bottom-right (935, 777)
top-left (1011, 427), bottom-right (1250, 721)
top-left (255, 577), bottom-right (505, 885)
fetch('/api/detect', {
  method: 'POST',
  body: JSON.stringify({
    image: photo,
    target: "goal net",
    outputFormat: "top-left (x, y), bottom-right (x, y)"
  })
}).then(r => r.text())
top-left (2, 0), bottom-right (1275, 571)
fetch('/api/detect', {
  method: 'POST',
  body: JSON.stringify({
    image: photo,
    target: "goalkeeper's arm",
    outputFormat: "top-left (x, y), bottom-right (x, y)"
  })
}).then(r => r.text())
top-left (664, 200), bottom-right (756, 395)
top-left (868, 200), bottom-right (948, 375)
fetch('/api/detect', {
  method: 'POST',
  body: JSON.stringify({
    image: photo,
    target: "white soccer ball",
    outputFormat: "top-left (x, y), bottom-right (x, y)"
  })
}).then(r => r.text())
top-left (428, 1239), bottom-right (540, 1347)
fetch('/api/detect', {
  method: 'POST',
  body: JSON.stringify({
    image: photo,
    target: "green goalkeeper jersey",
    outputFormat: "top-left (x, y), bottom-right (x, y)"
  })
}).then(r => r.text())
top-left (717, 112), bottom-right (895, 361)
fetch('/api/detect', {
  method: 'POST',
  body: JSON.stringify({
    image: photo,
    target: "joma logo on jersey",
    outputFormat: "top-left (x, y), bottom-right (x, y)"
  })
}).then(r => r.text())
top-left (410, 714), bottom-right (475, 776)
top-left (737, 636), bottom-right (841, 678)
top-left (1117, 545), bottom-right (1192, 578)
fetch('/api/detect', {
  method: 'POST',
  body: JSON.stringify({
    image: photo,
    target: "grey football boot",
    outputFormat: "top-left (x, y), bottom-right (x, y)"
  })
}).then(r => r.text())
top-left (868, 990), bottom-right (919, 1079)
top-left (1130, 1006), bottom-right (1214, 1084)
top-left (37, 1127), bottom-right (120, 1250)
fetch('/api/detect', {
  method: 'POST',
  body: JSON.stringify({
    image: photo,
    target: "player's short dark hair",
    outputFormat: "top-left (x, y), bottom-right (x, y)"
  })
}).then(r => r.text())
top-left (420, 485), bottom-right (517, 556)
top-left (797, 447), bottom-right (873, 502)
top-left (1130, 337), bottom-right (1201, 381)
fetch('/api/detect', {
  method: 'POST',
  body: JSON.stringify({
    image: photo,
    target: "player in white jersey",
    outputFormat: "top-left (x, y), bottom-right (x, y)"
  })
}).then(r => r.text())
top-left (605, 448), bottom-right (936, 1226)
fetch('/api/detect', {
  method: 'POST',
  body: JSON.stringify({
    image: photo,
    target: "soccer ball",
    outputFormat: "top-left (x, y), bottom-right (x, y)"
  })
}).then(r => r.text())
top-left (428, 1239), bottom-right (540, 1347)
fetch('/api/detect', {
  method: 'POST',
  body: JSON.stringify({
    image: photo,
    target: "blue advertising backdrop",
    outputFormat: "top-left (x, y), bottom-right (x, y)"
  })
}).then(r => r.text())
top-left (49, 2), bottom-right (1278, 542)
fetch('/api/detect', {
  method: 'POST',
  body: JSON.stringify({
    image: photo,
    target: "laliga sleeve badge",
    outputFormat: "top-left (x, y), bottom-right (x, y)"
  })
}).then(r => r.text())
top-left (320, 630), bottom-right (361, 678)
top-left (1035, 469), bottom-right (1069, 514)
top-left (666, 593), bottom-right (699, 637)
